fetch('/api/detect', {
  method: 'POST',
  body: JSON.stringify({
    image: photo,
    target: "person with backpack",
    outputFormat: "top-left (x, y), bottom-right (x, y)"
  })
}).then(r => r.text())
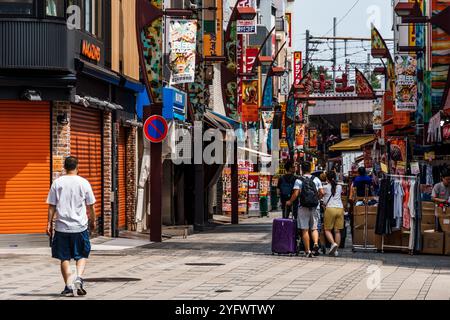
top-left (323, 171), bottom-right (345, 257)
top-left (277, 161), bottom-right (298, 219)
top-left (286, 162), bottom-right (324, 258)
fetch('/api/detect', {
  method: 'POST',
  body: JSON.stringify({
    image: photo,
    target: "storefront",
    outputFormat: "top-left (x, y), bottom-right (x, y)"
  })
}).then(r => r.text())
top-left (0, 2), bottom-right (143, 236)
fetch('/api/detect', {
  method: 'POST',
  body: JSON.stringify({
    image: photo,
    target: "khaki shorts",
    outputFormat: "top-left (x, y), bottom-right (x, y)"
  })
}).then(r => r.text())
top-left (324, 207), bottom-right (345, 231)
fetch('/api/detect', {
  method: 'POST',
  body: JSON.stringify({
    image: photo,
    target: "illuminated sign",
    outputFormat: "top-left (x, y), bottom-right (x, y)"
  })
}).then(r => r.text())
top-left (81, 40), bottom-right (101, 62)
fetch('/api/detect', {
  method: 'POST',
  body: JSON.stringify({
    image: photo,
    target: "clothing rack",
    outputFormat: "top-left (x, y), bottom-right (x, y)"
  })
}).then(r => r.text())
top-left (380, 174), bottom-right (418, 255)
top-left (352, 186), bottom-right (378, 253)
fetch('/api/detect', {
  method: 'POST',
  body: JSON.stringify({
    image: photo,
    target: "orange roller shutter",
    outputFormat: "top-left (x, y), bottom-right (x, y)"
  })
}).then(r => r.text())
top-left (0, 101), bottom-right (51, 234)
top-left (118, 127), bottom-right (126, 229)
top-left (70, 106), bottom-right (103, 218)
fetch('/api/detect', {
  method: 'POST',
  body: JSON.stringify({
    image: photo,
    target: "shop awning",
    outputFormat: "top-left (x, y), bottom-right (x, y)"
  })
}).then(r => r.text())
top-left (210, 111), bottom-right (241, 129)
top-left (329, 136), bottom-right (375, 151)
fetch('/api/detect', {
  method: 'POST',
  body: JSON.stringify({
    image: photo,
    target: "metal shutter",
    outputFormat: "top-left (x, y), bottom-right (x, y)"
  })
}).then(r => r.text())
top-left (118, 126), bottom-right (126, 229)
top-left (70, 106), bottom-right (103, 218)
top-left (0, 101), bottom-right (50, 234)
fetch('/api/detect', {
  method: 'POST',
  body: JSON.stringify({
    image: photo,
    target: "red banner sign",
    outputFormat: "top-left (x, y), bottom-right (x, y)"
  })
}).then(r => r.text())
top-left (245, 47), bottom-right (259, 74)
top-left (294, 52), bottom-right (303, 85)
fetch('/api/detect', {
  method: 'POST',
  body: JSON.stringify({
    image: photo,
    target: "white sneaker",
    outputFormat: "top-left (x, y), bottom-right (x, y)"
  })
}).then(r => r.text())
top-left (334, 251), bottom-right (339, 257)
top-left (329, 243), bottom-right (339, 256)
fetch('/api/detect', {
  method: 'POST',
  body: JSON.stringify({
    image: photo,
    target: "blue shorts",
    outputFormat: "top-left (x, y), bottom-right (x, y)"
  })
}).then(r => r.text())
top-left (51, 230), bottom-right (91, 261)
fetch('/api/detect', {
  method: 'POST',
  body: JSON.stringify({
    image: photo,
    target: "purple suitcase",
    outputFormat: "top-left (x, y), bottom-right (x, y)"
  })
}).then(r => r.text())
top-left (272, 218), bottom-right (297, 255)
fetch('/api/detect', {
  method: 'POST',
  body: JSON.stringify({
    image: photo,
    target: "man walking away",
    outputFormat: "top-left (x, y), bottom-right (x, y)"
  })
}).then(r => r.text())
top-left (47, 156), bottom-right (96, 297)
top-left (287, 162), bottom-right (324, 257)
top-left (277, 161), bottom-right (298, 219)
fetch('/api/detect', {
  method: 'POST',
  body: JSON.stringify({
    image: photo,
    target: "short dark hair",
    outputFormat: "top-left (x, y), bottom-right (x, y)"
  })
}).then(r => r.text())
top-left (358, 167), bottom-right (367, 176)
top-left (442, 168), bottom-right (450, 179)
top-left (64, 156), bottom-right (79, 171)
top-left (301, 162), bottom-right (312, 174)
top-left (285, 161), bottom-right (293, 172)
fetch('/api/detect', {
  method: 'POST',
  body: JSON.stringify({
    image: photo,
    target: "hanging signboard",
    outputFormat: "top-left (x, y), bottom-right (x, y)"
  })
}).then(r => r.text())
top-left (168, 19), bottom-right (197, 85)
top-left (280, 72), bottom-right (290, 96)
top-left (293, 52), bottom-right (303, 85)
top-left (245, 47), bottom-right (259, 74)
top-left (259, 174), bottom-right (270, 197)
top-left (309, 129), bottom-right (318, 148)
top-left (395, 55), bottom-right (418, 111)
top-left (373, 100), bottom-right (382, 131)
top-left (341, 123), bottom-right (350, 139)
top-left (238, 168), bottom-right (249, 213)
top-left (241, 80), bottom-right (259, 122)
top-left (222, 168), bottom-right (232, 212)
top-left (248, 173), bottom-right (260, 211)
top-left (371, 24), bottom-right (389, 58)
top-left (203, 0), bottom-right (223, 57)
top-left (295, 124), bottom-right (306, 149)
top-left (237, 35), bottom-right (244, 114)
top-left (286, 13), bottom-right (292, 47)
top-left (237, 0), bottom-right (257, 34)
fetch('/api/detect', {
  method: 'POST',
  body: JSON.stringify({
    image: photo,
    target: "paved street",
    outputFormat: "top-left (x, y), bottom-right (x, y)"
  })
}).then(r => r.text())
top-left (0, 213), bottom-right (450, 300)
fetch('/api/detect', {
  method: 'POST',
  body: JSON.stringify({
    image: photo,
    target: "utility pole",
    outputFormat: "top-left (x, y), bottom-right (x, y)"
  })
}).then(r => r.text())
top-left (305, 29), bottom-right (310, 75)
top-left (333, 17), bottom-right (337, 89)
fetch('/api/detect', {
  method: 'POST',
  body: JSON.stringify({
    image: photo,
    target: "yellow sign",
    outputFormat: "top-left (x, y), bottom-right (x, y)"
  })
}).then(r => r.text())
top-left (381, 163), bottom-right (388, 173)
top-left (341, 123), bottom-right (349, 139)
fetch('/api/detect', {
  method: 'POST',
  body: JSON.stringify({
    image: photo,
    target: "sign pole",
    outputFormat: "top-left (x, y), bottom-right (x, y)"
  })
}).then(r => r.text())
top-left (147, 104), bottom-right (163, 242)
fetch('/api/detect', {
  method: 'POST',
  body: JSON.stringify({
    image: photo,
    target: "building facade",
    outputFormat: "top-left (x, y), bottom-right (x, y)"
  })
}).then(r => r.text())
top-left (0, 0), bottom-right (143, 236)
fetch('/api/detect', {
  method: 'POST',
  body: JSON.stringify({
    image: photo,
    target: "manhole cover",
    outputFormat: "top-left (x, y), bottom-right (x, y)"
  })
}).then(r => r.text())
top-left (83, 277), bottom-right (141, 283)
top-left (185, 263), bottom-right (225, 267)
top-left (215, 290), bottom-right (232, 293)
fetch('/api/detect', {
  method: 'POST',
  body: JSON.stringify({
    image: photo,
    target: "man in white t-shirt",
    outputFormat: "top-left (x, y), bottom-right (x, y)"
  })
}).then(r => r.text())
top-left (287, 162), bottom-right (324, 258)
top-left (47, 156), bottom-right (96, 297)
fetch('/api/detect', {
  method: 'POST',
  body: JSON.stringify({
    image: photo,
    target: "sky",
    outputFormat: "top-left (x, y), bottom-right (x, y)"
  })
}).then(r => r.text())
top-left (289, 0), bottom-right (394, 70)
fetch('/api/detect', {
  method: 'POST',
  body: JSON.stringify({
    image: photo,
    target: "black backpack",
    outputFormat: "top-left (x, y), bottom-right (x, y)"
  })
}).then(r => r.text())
top-left (299, 177), bottom-right (319, 208)
top-left (279, 175), bottom-right (296, 199)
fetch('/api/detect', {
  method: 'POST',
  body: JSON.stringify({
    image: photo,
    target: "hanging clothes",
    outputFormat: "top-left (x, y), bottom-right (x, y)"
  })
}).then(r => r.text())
top-left (393, 180), bottom-right (404, 229)
top-left (402, 180), bottom-right (411, 230)
top-left (414, 180), bottom-right (423, 252)
top-left (426, 165), bottom-right (434, 186)
top-left (427, 112), bottom-right (442, 143)
top-left (376, 177), bottom-right (395, 235)
top-left (408, 180), bottom-right (416, 250)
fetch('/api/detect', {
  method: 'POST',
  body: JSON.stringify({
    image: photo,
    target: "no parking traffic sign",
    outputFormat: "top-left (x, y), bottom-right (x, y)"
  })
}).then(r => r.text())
top-left (143, 115), bottom-right (168, 143)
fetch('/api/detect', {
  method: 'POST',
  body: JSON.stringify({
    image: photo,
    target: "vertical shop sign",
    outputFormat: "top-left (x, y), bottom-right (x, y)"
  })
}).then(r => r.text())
top-left (293, 52), bottom-right (303, 85)
top-left (222, 168), bottom-right (232, 212)
top-left (395, 55), bottom-right (418, 111)
top-left (309, 129), bottom-right (318, 148)
top-left (248, 173), bottom-right (260, 211)
top-left (168, 19), bottom-right (197, 85)
top-left (286, 13), bottom-right (292, 47)
top-left (296, 124), bottom-right (306, 149)
top-left (341, 123), bottom-right (350, 139)
top-left (241, 80), bottom-right (259, 122)
top-left (237, 0), bottom-right (257, 34)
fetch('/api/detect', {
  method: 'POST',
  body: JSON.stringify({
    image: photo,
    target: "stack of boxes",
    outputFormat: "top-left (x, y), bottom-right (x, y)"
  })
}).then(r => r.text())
top-left (352, 204), bottom-right (381, 249)
top-left (421, 202), bottom-right (449, 255)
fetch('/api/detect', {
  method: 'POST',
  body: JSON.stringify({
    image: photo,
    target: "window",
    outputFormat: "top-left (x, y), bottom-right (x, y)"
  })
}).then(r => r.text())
top-left (46, 0), bottom-right (64, 17)
top-left (84, 0), bottom-right (102, 39)
top-left (0, 0), bottom-right (34, 15)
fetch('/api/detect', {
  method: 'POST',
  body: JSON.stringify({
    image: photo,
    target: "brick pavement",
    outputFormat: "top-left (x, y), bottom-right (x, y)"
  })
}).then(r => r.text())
top-left (0, 214), bottom-right (450, 300)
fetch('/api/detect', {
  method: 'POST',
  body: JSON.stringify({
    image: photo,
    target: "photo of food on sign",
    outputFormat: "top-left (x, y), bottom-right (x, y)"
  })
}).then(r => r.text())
top-left (397, 85), bottom-right (417, 104)
top-left (242, 80), bottom-right (258, 105)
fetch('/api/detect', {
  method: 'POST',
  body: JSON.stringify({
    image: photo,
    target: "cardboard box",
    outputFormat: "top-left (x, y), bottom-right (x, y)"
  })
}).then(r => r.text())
top-left (421, 223), bottom-right (436, 232)
top-left (383, 231), bottom-right (403, 247)
top-left (354, 206), bottom-right (378, 215)
top-left (445, 233), bottom-right (450, 256)
top-left (422, 232), bottom-right (444, 255)
top-left (422, 201), bottom-right (436, 211)
top-left (421, 213), bottom-right (436, 225)
top-left (354, 214), bottom-right (377, 229)
top-left (439, 215), bottom-right (450, 232)
top-left (353, 228), bottom-right (377, 247)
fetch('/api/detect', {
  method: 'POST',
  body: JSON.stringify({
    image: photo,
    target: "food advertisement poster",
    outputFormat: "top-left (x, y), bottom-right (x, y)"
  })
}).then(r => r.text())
top-left (168, 19), bottom-right (197, 84)
top-left (248, 173), bottom-right (260, 211)
top-left (222, 168), bottom-right (232, 212)
top-left (395, 55), bottom-right (418, 111)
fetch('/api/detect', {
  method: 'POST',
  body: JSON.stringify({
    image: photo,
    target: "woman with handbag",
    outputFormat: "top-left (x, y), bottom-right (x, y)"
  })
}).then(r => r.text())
top-left (323, 171), bottom-right (345, 257)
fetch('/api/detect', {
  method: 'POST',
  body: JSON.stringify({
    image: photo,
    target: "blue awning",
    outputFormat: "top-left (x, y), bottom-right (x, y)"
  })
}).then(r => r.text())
top-left (136, 88), bottom-right (151, 120)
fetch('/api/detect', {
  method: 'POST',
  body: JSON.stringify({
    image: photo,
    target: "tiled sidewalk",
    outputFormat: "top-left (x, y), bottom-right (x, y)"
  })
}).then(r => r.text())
top-left (0, 213), bottom-right (449, 300)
